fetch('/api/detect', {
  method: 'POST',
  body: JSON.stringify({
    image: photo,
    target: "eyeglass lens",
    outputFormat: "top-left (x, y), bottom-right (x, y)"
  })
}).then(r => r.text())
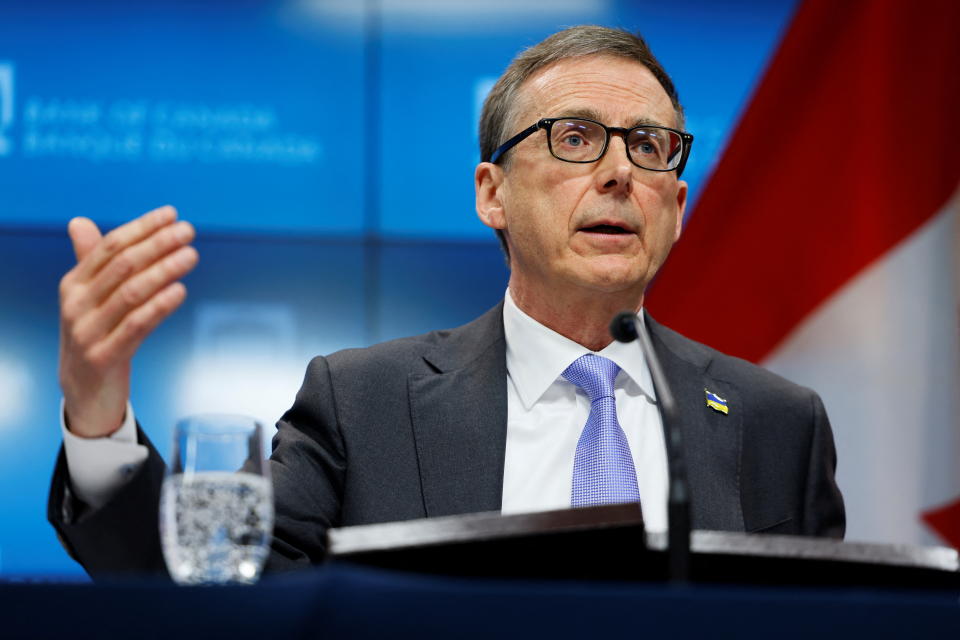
top-left (549, 119), bottom-right (683, 170)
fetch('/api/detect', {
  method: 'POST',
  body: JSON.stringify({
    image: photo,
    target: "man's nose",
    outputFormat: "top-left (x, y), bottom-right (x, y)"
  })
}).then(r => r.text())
top-left (595, 134), bottom-right (633, 196)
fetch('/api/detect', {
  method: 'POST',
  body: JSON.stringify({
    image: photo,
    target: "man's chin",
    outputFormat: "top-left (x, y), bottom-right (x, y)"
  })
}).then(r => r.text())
top-left (565, 260), bottom-right (649, 297)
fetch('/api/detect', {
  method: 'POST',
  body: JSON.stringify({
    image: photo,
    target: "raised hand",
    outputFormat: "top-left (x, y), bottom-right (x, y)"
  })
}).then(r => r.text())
top-left (58, 206), bottom-right (198, 438)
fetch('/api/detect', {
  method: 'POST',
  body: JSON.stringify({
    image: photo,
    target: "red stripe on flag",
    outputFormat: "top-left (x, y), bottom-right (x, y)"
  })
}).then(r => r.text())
top-left (921, 497), bottom-right (960, 550)
top-left (648, 0), bottom-right (960, 362)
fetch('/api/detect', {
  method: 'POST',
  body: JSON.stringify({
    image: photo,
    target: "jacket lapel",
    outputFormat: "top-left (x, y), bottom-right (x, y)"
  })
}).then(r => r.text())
top-left (409, 304), bottom-right (508, 517)
top-left (647, 313), bottom-right (745, 532)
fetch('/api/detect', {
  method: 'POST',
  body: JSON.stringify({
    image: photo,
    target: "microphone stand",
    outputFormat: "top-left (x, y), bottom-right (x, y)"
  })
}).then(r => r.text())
top-left (610, 311), bottom-right (690, 583)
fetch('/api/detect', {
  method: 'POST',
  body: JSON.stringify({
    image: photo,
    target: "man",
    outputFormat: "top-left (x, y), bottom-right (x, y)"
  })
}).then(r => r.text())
top-left (49, 26), bottom-right (844, 577)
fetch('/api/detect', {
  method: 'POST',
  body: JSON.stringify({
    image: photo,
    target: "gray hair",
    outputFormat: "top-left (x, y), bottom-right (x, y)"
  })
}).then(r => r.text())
top-left (478, 25), bottom-right (685, 260)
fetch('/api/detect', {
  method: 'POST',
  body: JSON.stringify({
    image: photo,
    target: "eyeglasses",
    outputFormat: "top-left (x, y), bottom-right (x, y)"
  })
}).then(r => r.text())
top-left (487, 117), bottom-right (694, 176)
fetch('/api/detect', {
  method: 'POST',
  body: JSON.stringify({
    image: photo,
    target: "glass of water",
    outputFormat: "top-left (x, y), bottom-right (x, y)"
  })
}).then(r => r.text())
top-left (160, 414), bottom-right (274, 585)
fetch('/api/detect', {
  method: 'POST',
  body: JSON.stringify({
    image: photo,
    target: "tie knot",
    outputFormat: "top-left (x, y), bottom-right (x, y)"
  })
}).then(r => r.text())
top-left (562, 354), bottom-right (620, 402)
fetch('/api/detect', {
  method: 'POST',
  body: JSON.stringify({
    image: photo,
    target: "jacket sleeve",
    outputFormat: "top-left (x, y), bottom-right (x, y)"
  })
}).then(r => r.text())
top-left (47, 425), bottom-right (169, 579)
top-left (265, 355), bottom-right (348, 570)
top-left (801, 391), bottom-right (846, 538)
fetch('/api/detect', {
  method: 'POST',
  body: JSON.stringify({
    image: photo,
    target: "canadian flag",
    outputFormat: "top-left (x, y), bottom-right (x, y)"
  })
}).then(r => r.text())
top-left (649, 0), bottom-right (960, 547)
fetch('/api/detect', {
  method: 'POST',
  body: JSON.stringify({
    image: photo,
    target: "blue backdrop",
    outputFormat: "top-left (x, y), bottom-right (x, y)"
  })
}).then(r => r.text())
top-left (0, 0), bottom-right (798, 577)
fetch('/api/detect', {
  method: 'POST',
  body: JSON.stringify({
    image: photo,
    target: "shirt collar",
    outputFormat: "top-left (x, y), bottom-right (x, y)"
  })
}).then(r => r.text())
top-left (503, 288), bottom-right (656, 410)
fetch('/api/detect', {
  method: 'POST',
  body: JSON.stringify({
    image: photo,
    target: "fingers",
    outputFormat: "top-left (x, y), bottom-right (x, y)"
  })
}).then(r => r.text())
top-left (60, 206), bottom-right (194, 330)
top-left (74, 205), bottom-right (178, 282)
top-left (88, 282), bottom-right (188, 364)
top-left (59, 204), bottom-right (196, 370)
top-left (67, 217), bottom-right (103, 262)
top-left (73, 242), bottom-right (198, 345)
top-left (83, 219), bottom-right (195, 308)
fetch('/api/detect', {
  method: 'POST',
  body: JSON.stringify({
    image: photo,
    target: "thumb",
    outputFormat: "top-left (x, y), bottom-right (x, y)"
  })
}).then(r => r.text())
top-left (67, 217), bottom-right (102, 262)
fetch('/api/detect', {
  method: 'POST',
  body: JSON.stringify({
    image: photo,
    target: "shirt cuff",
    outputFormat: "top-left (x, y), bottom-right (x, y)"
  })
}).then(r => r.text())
top-left (61, 399), bottom-right (149, 510)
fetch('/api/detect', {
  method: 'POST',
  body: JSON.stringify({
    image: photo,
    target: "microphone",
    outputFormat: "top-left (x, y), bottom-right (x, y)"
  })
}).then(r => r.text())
top-left (610, 311), bottom-right (691, 583)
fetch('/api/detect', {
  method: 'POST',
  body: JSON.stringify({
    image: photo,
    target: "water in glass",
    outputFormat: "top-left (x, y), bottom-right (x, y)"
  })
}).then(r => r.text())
top-left (160, 415), bottom-right (273, 585)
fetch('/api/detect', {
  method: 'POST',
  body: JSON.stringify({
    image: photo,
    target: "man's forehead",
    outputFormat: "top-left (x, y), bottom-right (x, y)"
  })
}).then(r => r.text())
top-left (515, 55), bottom-right (676, 128)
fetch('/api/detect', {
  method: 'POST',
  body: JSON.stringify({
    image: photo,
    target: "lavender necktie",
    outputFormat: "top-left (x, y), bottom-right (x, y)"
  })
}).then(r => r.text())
top-left (564, 354), bottom-right (641, 507)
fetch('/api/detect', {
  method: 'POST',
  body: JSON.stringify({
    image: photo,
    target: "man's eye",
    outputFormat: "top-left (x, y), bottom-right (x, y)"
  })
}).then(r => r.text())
top-left (633, 138), bottom-right (660, 156)
top-left (562, 134), bottom-right (586, 147)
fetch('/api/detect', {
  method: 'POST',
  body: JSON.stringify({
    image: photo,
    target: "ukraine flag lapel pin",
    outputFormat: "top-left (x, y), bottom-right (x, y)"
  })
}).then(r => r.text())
top-left (705, 389), bottom-right (729, 415)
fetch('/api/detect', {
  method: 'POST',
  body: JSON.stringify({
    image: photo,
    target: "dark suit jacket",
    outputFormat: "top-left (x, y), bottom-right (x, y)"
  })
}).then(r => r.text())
top-left (48, 303), bottom-right (844, 578)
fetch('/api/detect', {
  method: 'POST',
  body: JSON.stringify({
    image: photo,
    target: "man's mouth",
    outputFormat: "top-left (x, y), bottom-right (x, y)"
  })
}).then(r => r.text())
top-left (580, 223), bottom-right (632, 235)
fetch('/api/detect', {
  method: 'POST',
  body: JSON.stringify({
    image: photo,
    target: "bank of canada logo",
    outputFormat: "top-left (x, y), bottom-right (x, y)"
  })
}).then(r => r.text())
top-left (0, 62), bottom-right (13, 157)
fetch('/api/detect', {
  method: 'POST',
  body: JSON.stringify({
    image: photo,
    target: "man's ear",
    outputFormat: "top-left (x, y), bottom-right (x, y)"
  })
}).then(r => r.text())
top-left (475, 162), bottom-right (506, 230)
top-left (673, 179), bottom-right (688, 241)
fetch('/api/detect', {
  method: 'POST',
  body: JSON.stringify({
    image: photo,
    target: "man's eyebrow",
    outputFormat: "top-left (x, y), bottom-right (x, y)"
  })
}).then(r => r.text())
top-left (630, 116), bottom-right (669, 128)
top-left (555, 107), bottom-right (605, 122)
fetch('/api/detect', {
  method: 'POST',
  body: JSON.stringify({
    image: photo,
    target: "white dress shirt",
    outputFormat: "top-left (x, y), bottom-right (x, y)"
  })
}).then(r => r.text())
top-left (63, 290), bottom-right (668, 530)
top-left (500, 289), bottom-right (668, 531)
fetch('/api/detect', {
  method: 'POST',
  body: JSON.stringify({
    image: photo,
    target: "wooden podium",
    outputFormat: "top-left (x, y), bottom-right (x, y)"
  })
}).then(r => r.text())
top-left (327, 504), bottom-right (960, 589)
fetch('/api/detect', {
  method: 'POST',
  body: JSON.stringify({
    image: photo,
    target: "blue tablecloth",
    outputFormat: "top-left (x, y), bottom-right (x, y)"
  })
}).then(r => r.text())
top-left (3, 563), bottom-right (959, 639)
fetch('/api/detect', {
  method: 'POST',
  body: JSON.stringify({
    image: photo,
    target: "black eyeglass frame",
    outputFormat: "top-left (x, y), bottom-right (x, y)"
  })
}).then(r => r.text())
top-left (486, 117), bottom-right (694, 177)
